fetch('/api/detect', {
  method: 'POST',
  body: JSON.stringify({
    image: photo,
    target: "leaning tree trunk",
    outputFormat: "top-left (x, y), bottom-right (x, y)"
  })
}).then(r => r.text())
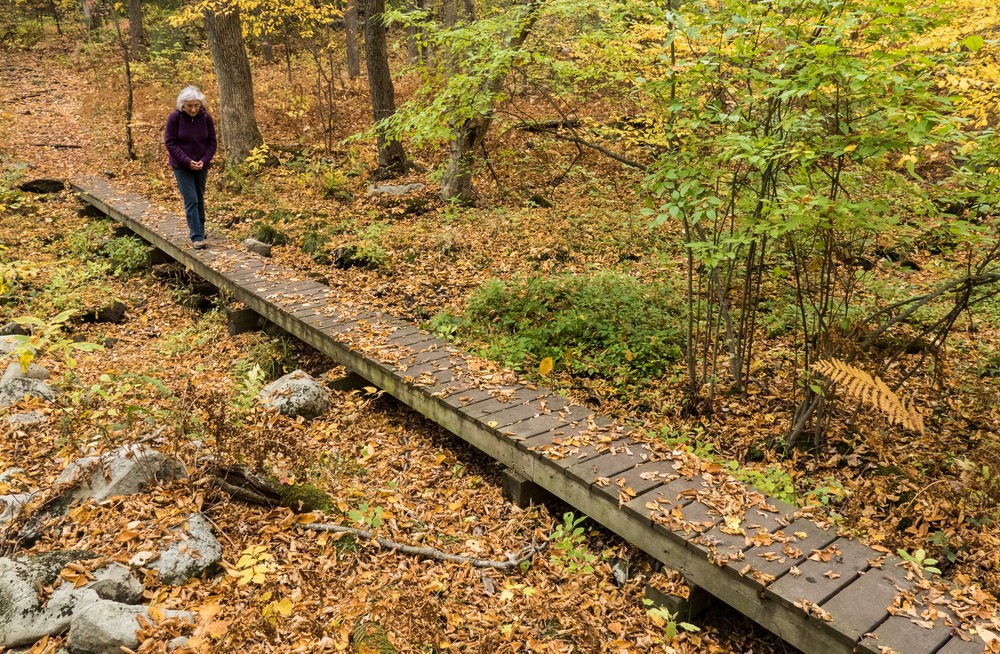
top-left (205, 7), bottom-right (263, 164)
top-left (345, 0), bottom-right (361, 79)
top-left (439, 0), bottom-right (542, 203)
top-left (126, 0), bottom-right (146, 58)
top-left (360, 0), bottom-right (407, 179)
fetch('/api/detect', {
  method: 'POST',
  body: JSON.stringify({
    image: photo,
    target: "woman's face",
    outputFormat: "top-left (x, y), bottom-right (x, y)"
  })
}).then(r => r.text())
top-left (181, 100), bottom-right (201, 117)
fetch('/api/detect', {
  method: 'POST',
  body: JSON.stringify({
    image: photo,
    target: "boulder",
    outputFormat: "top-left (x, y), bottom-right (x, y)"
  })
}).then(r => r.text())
top-left (0, 551), bottom-right (100, 648)
top-left (0, 323), bottom-right (28, 337)
top-left (2, 362), bottom-right (50, 384)
top-left (148, 514), bottom-right (222, 585)
top-left (55, 444), bottom-right (187, 505)
top-left (0, 378), bottom-right (57, 409)
top-left (242, 238), bottom-right (272, 257)
top-left (6, 411), bottom-right (47, 426)
top-left (0, 335), bottom-right (27, 357)
top-left (259, 370), bottom-right (332, 419)
top-left (86, 563), bottom-right (144, 605)
top-left (0, 492), bottom-right (36, 524)
top-left (80, 301), bottom-right (127, 324)
top-left (366, 183), bottom-right (424, 197)
top-left (18, 179), bottom-right (65, 194)
top-left (67, 601), bottom-right (194, 654)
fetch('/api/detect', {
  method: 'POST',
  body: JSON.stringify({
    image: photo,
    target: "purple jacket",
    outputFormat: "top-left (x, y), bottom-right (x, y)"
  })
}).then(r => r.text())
top-left (164, 108), bottom-right (217, 169)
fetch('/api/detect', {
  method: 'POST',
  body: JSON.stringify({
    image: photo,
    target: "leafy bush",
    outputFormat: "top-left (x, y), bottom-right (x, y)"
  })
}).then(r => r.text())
top-left (102, 236), bottom-right (148, 276)
top-left (319, 171), bottom-right (354, 202)
top-left (252, 221), bottom-right (290, 246)
top-left (440, 272), bottom-right (682, 384)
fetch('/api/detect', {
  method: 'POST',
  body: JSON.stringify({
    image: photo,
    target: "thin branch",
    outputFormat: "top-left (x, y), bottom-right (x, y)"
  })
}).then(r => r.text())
top-left (302, 522), bottom-right (545, 570)
top-left (533, 127), bottom-right (648, 171)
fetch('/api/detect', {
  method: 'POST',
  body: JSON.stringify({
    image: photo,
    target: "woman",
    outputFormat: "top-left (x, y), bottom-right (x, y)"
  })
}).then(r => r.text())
top-left (164, 86), bottom-right (217, 249)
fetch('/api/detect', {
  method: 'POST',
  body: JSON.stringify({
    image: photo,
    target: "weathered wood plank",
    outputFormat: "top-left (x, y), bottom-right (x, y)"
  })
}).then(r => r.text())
top-left (818, 558), bottom-right (912, 647)
top-left (855, 613), bottom-right (953, 654)
top-left (936, 635), bottom-right (991, 653)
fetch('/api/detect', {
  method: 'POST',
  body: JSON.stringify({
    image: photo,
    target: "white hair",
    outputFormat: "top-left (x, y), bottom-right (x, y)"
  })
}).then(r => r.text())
top-left (175, 86), bottom-right (206, 111)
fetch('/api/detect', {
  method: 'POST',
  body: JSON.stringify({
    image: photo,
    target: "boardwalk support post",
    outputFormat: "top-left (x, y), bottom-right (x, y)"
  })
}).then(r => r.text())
top-left (227, 306), bottom-right (262, 336)
top-left (644, 582), bottom-right (716, 622)
top-left (502, 467), bottom-right (557, 509)
top-left (146, 246), bottom-right (173, 267)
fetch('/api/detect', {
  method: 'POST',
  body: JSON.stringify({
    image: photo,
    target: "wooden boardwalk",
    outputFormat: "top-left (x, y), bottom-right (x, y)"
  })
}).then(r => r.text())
top-left (72, 176), bottom-right (995, 654)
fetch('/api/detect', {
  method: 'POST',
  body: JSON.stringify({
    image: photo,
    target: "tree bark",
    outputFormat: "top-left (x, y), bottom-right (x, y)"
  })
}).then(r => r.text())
top-left (204, 7), bottom-right (263, 164)
top-left (360, 0), bottom-right (407, 179)
top-left (345, 0), bottom-right (361, 79)
top-left (440, 0), bottom-right (542, 204)
top-left (126, 0), bottom-right (145, 58)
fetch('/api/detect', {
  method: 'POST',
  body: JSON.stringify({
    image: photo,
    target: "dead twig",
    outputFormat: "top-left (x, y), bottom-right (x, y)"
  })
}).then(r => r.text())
top-left (302, 521), bottom-right (545, 570)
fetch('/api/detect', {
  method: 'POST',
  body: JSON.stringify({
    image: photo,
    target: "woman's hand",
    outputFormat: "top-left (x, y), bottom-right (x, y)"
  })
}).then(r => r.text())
top-left (190, 160), bottom-right (204, 170)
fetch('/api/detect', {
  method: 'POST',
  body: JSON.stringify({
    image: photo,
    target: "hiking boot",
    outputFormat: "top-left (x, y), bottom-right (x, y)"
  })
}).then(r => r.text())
top-left (193, 241), bottom-right (207, 250)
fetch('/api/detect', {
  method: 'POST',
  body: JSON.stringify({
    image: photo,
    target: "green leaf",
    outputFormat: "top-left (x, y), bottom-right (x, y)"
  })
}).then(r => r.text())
top-left (961, 35), bottom-right (984, 52)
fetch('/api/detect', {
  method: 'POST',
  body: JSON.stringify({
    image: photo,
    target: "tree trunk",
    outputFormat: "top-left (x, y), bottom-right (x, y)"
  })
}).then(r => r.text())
top-left (360, 0), bottom-right (407, 179)
top-left (345, 0), bottom-right (361, 79)
top-left (205, 7), bottom-right (263, 164)
top-left (440, 116), bottom-right (490, 203)
top-left (439, 0), bottom-right (541, 203)
top-left (126, 0), bottom-right (145, 58)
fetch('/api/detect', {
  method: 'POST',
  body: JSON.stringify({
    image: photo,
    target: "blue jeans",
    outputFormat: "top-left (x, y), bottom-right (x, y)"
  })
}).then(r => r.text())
top-left (173, 167), bottom-right (208, 242)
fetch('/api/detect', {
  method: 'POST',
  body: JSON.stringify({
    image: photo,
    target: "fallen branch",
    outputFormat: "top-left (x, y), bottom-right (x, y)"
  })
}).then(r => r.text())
top-left (31, 143), bottom-right (83, 149)
top-left (515, 118), bottom-right (581, 132)
top-left (302, 522), bottom-right (545, 570)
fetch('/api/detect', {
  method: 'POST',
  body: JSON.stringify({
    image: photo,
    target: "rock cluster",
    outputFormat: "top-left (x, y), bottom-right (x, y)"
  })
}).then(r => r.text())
top-left (0, 444), bottom-right (221, 653)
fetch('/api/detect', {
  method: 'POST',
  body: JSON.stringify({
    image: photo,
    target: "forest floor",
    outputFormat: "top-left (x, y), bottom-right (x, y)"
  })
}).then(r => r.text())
top-left (1, 28), bottom-right (999, 653)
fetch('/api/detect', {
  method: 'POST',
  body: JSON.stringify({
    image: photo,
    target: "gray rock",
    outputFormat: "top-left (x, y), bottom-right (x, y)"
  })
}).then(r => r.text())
top-left (259, 369), bottom-right (332, 419)
top-left (85, 563), bottom-right (144, 605)
top-left (168, 636), bottom-right (190, 651)
top-left (66, 601), bottom-right (194, 654)
top-left (0, 335), bottom-right (27, 357)
top-left (6, 411), bottom-right (47, 426)
top-left (366, 182), bottom-right (424, 197)
top-left (241, 238), bottom-right (272, 257)
top-left (55, 444), bottom-right (187, 504)
top-left (0, 468), bottom-right (25, 482)
top-left (0, 551), bottom-right (100, 648)
top-left (0, 323), bottom-right (28, 336)
top-left (0, 378), bottom-right (57, 409)
top-left (2, 362), bottom-right (51, 384)
top-left (149, 513), bottom-right (222, 585)
top-left (0, 492), bottom-right (37, 524)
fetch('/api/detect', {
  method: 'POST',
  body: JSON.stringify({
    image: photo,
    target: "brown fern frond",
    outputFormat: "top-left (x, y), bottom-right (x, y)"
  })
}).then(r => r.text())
top-left (812, 359), bottom-right (925, 434)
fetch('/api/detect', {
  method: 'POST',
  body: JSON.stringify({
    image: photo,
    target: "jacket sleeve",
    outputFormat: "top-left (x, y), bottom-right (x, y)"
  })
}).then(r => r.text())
top-left (203, 113), bottom-right (218, 165)
top-left (163, 111), bottom-right (191, 167)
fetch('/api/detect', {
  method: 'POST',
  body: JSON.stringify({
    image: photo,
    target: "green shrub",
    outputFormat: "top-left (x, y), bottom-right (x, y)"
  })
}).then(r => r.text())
top-left (319, 171), bottom-right (354, 202)
top-left (103, 236), bottom-right (148, 276)
top-left (439, 272), bottom-right (682, 384)
top-left (252, 221), bottom-right (290, 246)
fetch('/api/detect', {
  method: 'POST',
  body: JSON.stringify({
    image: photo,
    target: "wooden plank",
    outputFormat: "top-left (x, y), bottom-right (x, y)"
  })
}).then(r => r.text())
top-left (622, 474), bottom-right (705, 521)
top-left (767, 537), bottom-right (877, 609)
top-left (690, 500), bottom-right (796, 563)
top-left (855, 614), bottom-right (953, 654)
top-left (936, 635), bottom-right (991, 653)
top-left (819, 558), bottom-right (913, 647)
top-left (568, 444), bottom-right (659, 488)
top-left (440, 387), bottom-right (495, 409)
top-left (500, 412), bottom-right (586, 441)
top-left (728, 517), bottom-right (839, 585)
top-left (605, 460), bottom-right (679, 498)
